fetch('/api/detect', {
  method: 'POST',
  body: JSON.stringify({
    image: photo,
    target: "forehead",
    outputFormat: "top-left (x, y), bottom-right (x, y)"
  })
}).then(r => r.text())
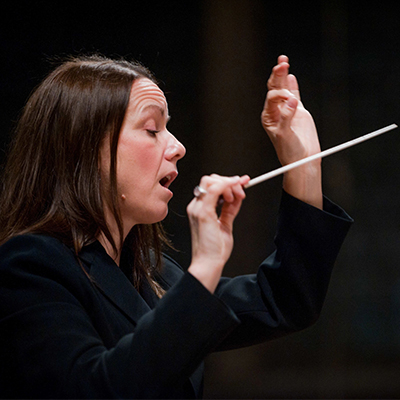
top-left (127, 78), bottom-right (168, 116)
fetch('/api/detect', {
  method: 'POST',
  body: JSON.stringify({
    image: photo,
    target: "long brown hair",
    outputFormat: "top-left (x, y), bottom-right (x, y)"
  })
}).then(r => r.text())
top-left (0, 54), bottom-right (170, 296)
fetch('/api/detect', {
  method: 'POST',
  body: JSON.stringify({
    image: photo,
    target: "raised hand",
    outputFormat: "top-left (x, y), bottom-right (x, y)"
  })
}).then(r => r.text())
top-left (262, 55), bottom-right (323, 209)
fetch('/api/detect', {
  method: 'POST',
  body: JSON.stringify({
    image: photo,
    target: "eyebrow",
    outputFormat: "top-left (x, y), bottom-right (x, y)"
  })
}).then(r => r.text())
top-left (142, 104), bottom-right (170, 121)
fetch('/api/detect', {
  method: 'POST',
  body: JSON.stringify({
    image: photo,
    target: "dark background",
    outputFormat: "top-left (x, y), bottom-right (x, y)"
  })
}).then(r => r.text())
top-left (1, 1), bottom-right (400, 398)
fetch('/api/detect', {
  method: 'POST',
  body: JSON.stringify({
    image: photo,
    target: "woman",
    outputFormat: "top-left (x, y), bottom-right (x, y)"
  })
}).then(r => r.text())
top-left (0, 54), bottom-right (352, 399)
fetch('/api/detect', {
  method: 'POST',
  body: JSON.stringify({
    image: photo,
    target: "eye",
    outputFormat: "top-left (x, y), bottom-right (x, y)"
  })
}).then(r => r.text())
top-left (146, 129), bottom-right (159, 137)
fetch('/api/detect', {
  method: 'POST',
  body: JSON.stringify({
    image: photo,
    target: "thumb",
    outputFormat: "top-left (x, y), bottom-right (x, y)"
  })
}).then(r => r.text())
top-left (280, 96), bottom-right (298, 129)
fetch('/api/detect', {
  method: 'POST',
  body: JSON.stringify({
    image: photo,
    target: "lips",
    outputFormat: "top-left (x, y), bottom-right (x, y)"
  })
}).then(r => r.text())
top-left (159, 171), bottom-right (178, 189)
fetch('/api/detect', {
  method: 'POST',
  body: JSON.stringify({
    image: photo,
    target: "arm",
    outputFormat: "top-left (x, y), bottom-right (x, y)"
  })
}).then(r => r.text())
top-left (185, 56), bottom-right (352, 350)
top-left (186, 56), bottom-right (325, 295)
top-left (262, 55), bottom-right (323, 209)
top-left (214, 191), bottom-right (353, 351)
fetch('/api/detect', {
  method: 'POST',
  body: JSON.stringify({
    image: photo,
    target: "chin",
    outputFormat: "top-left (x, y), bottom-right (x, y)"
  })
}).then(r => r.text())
top-left (156, 207), bottom-right (169, 223)
top-left (140, 207), bottom-right (169, 225)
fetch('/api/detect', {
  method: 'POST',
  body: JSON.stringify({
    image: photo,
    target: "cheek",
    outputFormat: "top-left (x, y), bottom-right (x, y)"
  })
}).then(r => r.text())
top-left (117, 137), bottom-right (160, 182)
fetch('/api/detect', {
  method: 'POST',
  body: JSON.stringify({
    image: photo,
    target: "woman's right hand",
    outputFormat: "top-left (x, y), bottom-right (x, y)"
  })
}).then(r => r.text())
top-left (187, 174), bottom-right (250, 293)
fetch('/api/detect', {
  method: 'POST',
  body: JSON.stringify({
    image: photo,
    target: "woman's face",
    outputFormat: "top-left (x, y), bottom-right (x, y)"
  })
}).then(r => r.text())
top-left (101, 78), bottom-right (186, 232)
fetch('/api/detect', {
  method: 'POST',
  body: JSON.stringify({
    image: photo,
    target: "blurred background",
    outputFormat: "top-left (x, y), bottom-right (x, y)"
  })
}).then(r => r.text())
top-left (1, 1), bottom-right (400, 398)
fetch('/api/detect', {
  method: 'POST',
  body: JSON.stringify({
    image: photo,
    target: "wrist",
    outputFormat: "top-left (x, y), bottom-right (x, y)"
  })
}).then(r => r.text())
top-left (282, 161), bottom-right (323, 209)
top-left (188, 260), bottom-right (224, 294)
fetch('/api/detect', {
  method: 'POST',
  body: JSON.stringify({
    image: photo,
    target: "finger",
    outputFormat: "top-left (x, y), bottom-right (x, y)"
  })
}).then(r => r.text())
top-left (262, 89), bottom-right (293, 123)
top-left (277, 55), bottom-right (289, 64)
top-left (221, 178), bottom-right (247, 203)
top-left (239, 175), bottom-right (251, 186)
top-left (219, 189), bottom-right (244, 228)
top-left (267, 61), bottom-right (290, 90)
top-left (264, 89), bottom-right (293, 106)
top-left (216, 175), bottom-right (249, 207)
top-left (287, 74), bottom-right (300, 101)
top-left (221, 186), bottom-right (235, 203)
top-left (198, 176), bottom-right (240, 204)
top-left (267, 63), bottom-right (289, 90)
top-left (279, 96), bottom-right (298, 131)
top-left (231, 181), bottom-right (246, 200)
top-left (197, 174), bottom-right (228, 191)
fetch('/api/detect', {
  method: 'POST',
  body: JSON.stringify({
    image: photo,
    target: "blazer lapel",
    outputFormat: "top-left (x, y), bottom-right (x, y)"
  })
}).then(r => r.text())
top-left (79, 241), bottom-right (151, 325)
top-left (80, 244), bottom-right (202, 397)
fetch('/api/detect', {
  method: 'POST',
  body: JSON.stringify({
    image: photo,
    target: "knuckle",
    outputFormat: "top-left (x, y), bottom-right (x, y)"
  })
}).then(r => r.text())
top-left (199, 176), bottom-right (212, 186)
top-left (186, 202), bottom-right (194, 213)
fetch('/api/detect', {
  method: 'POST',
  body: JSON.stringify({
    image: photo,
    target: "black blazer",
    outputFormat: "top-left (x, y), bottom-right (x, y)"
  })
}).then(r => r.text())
top-left (0, 192), bottom-right (352, 399)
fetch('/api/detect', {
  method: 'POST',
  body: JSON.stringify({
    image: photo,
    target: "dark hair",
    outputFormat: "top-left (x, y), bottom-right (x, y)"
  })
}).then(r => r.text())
top-left (0, 54), bottom-right (170, 296)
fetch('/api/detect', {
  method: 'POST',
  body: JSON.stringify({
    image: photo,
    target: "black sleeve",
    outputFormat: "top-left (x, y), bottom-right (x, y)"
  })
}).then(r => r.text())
top-left (213, 190), bottom-right (353, 350)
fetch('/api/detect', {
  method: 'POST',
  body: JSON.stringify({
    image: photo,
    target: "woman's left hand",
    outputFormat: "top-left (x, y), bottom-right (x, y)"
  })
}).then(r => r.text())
top-left (261, 55), bottom-right (323, 209)
top-left (187, 174), bottom-right (250, 293)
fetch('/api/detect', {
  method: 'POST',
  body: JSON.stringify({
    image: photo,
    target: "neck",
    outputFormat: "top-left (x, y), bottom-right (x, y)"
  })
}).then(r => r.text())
top-left (97, 232), bottom-right (122, 266)
top-left (97, 203), bottom-right (135, 266)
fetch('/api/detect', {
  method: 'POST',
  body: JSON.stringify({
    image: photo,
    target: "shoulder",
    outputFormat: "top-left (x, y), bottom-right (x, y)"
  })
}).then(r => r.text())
top-left (0, 235), bottom-right (99, 328)
top-left (0, 234), bottom-right (72, 260)
top-left (0, 234), bottom-right (80, 278)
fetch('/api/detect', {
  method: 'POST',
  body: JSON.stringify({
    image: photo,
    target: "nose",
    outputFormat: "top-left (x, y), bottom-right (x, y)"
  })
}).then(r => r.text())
top-left (165, 131), bottom-right (186, 161)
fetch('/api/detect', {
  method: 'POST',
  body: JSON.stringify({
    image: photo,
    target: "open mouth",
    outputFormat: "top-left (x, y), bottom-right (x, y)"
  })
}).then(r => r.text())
top-left (159, 172), bottom-right (178, 189)
top-left (159, 175), bottom-right (171, 188)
